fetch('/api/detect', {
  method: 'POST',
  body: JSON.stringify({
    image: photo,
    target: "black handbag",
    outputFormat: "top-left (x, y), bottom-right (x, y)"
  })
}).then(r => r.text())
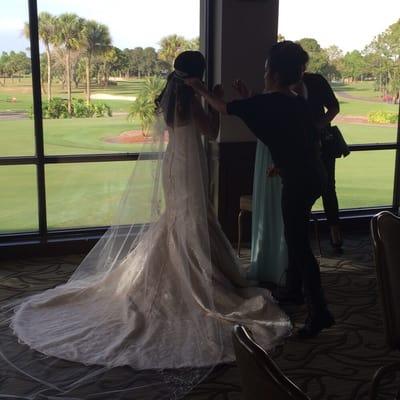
top-left (321, 125), bottom-right (350, 158)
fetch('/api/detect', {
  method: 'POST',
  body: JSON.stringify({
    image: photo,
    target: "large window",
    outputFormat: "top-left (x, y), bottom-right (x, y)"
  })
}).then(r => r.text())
top-left (1, 0), bottom-right (200, 239)
top-left (279, 0), bottom-right (400, 214)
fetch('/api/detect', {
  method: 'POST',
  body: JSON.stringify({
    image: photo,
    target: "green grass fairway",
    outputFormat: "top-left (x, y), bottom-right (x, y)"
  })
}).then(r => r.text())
top-left (1, 79), bottom-right (399, 233)
top-left (1, 161), bottom-right (157, 232)
top-left (337, 97), bottom-right (398, 116)
top-left (43, 116), bottom-right (152, 154)
top-left (2, 119), bottom-right (396, 232)
top-left (332, 81), bottom-right (383, 100)
top-left (332, 81), bottom-right (399, 116)
top-left (337, 123), bottom-right (396, 144)
top-left (313, 149), bottom-right (395, 211)
top-left (0, 115), bottom-right (155, 156)
top-left (1, 165), bottom-right (38, 232)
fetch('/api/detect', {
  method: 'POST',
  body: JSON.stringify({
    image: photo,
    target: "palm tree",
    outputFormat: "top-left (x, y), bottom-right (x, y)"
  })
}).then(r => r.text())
top-left (55, 13), bottom-right (83, 115)
top-left (128, 76), bottom-right (165, 136)
top-left (80, 20), bottom-right (111, 104)
top-left (186, 37), bottom-right (200, 51)
top-left (158, 34), bottom-right (187, 67)
top-left (24, 12), bottom-right (56, 101)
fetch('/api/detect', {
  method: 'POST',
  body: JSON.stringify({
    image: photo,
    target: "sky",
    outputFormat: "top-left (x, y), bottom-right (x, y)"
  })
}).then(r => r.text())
top-left (1, 0), bottom-right (399, 54)
top-left (0, 0), bottom-right (201, 53)
top-left (278, 0), bottom-right (400, 53)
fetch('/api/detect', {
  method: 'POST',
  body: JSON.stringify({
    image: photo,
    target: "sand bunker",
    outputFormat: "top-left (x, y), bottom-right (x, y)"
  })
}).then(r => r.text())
top-left (91, 93), bottom-right (136, 101)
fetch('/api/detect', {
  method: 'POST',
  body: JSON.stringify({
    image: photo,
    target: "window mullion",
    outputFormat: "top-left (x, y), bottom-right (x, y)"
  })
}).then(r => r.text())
top-left (28, 0), bottom-right (47, 241)
top-left (392, 105), bottom-right (400, 214)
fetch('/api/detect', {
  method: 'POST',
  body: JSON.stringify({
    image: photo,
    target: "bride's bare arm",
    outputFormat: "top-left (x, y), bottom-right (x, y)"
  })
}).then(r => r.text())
top-left (192, 94), bottom-right (220, 140)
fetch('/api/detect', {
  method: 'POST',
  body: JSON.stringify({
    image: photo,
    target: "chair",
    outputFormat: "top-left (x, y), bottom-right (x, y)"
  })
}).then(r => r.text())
top-left (232, 324), bottom-right (311, 400)
top-left (311, 214), bottom-right (323, 259)
top-left (237, 195), bottom-right (252, 257)
top-left (370, 211), bottom-right (400, 399)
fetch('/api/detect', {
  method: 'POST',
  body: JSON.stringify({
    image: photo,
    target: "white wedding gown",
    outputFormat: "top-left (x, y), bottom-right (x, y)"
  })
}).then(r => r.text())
top-left (8, 104), bottom-right (291, 397)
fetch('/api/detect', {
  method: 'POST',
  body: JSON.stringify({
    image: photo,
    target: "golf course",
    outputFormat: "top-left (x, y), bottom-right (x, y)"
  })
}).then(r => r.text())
top-left (1, 78), bottom-right (398, 232)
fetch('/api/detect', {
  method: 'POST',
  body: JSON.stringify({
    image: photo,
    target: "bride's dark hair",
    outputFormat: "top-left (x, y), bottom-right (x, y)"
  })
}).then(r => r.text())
top-left (155, 51), bottom-right (206, 127)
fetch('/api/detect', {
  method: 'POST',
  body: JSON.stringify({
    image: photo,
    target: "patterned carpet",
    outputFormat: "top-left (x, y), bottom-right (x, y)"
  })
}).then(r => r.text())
top-left (0, 232), bottom-right (399, 399)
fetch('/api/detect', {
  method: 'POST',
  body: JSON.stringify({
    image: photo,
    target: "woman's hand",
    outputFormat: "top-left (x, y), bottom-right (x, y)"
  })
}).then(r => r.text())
top-left (184, 77), bottom-right (207, 94)
top-left (212, 84), bottom-right (224, 99)
top-left (232, 79), bottom-right (250, 98)
top-left (185, 78), bottom-right (227, 114)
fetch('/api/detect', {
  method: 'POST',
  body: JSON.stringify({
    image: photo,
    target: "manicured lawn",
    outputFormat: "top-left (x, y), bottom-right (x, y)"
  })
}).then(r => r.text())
top-left (0, 90), bottom-right (33, 112)
top-left (0, 77), bottom-right (145, 113)
top-left (1, 161), bottom-right (155, 232)
top-left (1, 118), bottom-right (397, 232)
top-left (335, 149), bottom-right (395, 209)
top-left (332, 81), bottom-right (382, 100)
top-left (0, 113), bottom-right (161, 233)
top-left (1, 78), bottom-right (399, 233)
top-left (92, 79), bottom-right (146, 96)
top-left (0, 115), bottom-right (153, 156)
top-left (2, 117), bottom-right (391, 157)
top-left (1, 165), bottom-right (38, 232)
top-left (313, 149), bottom-right (395, 211)
top-left (332, 80), bottom-right (399, 116)
top-left (337, 97), bottom-right (398, 116)
top-left (336, 123), bottom-right (396, 144)
top-left (43, 116), bottom-right (150, 154)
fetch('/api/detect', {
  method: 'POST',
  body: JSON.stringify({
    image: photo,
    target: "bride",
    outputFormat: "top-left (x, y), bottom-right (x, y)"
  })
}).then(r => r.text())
top-left (2, 51), bottom-right (291, 399)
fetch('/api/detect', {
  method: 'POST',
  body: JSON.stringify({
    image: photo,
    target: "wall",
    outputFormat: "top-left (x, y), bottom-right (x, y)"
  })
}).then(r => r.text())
top-left (208, 0), bottom-right (279, 241)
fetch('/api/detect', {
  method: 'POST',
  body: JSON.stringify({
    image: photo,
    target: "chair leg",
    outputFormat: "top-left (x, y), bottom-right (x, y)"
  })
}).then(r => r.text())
top-left (237, 210), bottom-right (244, 257)
top-left (369, 361), bottom-right (400, 399)
top-left (312, 216), bottom-right (322, 259)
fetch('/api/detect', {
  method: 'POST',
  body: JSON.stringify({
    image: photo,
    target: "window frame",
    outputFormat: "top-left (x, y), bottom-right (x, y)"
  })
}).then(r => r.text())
top-left (0, 0), bottom-right (399, 252)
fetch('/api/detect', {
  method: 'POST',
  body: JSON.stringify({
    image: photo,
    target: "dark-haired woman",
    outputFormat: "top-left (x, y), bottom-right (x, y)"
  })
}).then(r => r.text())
top-left (187, 41), bottom-right (335, 338)
top-left (293, 69), bottom-right (342, 249)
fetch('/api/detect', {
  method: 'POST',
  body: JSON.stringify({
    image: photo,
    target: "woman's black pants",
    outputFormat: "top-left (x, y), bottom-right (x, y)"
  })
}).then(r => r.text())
top-left (282, 184), bottom-right (326, 314)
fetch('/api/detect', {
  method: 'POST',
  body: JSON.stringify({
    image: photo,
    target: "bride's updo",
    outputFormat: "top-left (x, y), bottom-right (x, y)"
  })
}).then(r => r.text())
top-left (173, 50), bottom-right (205, 79)
top-left (156, 51), bottom-right (206, 127)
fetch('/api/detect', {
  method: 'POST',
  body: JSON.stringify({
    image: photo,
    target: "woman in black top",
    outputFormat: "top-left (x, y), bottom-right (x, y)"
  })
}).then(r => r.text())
top-left (186, 41), bottom-right (335, 338)
top-left (293, 66), bottom-right (342, 249)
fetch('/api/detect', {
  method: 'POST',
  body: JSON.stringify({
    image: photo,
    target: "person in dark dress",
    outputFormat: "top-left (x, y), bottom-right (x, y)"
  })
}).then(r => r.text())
top-left (185, 41), bottom-right (335, 337)
top-left (292, 57), bottom-right (342, 249)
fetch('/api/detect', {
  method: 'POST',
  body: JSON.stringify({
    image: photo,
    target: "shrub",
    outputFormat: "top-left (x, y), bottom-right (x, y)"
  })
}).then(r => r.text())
top-left (128, 76), bottom-right (165, 136)
top-left (42, 97), bottom-right (69, 119)
top-left (129, 96), bottom-right (156, 136)
top-left (368, 111), bottom-right (398, 124)
top-left (32, 97), bottom-right (113, 119)
top-left (92, 102), bottom-right (112, 118)
top-left (72, 98), bottom-right (93, 118)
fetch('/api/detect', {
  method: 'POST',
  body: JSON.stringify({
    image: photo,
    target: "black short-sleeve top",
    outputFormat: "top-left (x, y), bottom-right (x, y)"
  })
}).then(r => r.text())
top-left (227, 92), bottom-right (323, 191)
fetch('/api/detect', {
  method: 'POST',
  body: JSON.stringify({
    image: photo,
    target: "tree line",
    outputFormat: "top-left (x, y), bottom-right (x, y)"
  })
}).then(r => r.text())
top-left (0, 51), bottom-right (31, 85)
top-left (281, 18), bottom-right (399, 101)
top-left (0, 13), bottom-right (399, 108)
top-left (0, 12), bottom-right (198, 115)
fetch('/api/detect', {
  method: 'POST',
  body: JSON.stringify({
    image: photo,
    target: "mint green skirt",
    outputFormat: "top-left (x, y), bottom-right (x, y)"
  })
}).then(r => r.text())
top-left (249, 140), bottom-right (288, 285)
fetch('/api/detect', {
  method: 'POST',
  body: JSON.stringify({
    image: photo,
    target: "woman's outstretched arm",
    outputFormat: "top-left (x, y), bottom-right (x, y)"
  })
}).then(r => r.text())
top-left (185, 78), bottom-right (228, 115)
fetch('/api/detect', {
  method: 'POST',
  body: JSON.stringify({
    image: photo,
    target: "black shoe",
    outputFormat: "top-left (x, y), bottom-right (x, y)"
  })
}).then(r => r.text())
top-left (272, 288), bottom-right (304, 305)
top-left (297, 310), bottom-right (335, 338)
